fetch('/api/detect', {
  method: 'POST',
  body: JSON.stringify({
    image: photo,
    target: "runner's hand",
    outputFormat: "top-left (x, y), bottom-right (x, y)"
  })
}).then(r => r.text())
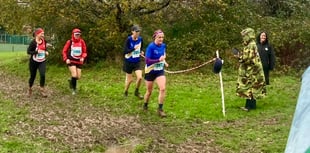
top-left (159, 55), bottom-right (165, 62)
top-left (164, 61), bottom-right (169, 67)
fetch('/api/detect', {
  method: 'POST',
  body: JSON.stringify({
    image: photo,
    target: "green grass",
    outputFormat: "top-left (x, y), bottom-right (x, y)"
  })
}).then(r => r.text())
top-left (0, 51), bottom-right (301, 152)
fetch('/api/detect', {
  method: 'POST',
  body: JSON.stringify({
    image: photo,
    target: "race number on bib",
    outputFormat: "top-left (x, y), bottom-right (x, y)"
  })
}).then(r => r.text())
top-left (132, 50), bottom-right (140, 58)
top-left (71, 46), bottom-right (82, 56)
top-left (154, 62), bottom-right (164, 71)
top-left (37, 50), bottom-right (45, 59)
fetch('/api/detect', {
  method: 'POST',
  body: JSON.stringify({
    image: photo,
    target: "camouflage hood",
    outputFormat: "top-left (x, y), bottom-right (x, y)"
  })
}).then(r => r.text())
top-left (241, 28), bottom-right (255, 44)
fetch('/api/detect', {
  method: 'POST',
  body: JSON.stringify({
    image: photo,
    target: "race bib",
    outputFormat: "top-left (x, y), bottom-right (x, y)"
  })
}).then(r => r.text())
top-left (37, 50), bottom-right (45, 59)
top-left (71, 46), bottom-right (82, 56)
top-left (154, 62), bottom-right (164, 71)
top-left (132, 49), bottom-right (140, 58)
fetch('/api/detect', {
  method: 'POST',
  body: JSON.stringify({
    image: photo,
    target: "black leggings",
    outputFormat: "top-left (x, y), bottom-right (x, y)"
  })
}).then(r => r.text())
top-left (29, 59), bottom-right (46, 88)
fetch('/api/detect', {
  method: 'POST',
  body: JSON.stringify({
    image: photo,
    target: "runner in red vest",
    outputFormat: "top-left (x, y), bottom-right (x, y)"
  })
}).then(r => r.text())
top-left (62, 28), bottom-right (87, 95)
top-left (27, 28), bottom-right (49, 97)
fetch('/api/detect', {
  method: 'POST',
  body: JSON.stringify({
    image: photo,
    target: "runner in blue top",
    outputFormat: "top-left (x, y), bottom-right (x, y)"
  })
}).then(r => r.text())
top-left (123, 25), bottom-right (144, 99)
top-left (143, 29), bottom-right (169, 117)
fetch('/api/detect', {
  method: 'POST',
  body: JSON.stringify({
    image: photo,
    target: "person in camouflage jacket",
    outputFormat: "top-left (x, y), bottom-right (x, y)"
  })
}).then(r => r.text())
top-left (236, 28), bottom-right (266, 111)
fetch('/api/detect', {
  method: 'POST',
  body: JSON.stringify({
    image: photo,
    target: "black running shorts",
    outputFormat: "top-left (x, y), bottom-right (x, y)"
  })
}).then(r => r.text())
top-left (144, 71), bottom-right (165, 81)
top-left (123, 61), bottom-right (142, 74)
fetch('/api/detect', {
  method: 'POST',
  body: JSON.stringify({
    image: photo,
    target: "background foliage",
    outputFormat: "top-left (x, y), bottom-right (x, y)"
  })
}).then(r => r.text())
top-left (1, 0), bottom-right (309, 69)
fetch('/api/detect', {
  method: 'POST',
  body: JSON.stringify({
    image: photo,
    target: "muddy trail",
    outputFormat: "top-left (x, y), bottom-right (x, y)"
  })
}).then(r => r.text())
top-left (0, 71), bottom-right (220, 153)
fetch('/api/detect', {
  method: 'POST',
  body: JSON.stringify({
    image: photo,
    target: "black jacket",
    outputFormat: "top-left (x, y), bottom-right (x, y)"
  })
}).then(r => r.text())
top-left (27, 39), bottom-right (47, 55)
top-left (256, 32), bottom-right (276, 70)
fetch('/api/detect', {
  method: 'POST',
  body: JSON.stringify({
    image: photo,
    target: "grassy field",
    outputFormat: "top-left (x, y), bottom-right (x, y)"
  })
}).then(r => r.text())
top-left (0, 51), bottom-right (301, 152)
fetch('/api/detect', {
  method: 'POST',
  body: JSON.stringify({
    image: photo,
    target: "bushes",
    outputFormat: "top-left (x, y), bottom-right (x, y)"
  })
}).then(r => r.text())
top-left (1, 0), bottom-right (310, 70)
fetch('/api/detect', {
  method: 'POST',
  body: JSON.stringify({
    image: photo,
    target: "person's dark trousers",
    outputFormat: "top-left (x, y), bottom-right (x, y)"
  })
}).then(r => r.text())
top-left (29, 60), bottom-right (46, 87)
top-left (245, 99), bottom-right (251, 109)
top-left (250, 99), bottom-right (256, 109)
top-left (263, 67), bottom-right (270, 85)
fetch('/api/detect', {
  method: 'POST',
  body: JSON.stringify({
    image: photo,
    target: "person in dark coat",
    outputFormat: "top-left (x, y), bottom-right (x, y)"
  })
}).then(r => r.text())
top-left (256, 31), bottom-right (276, 85)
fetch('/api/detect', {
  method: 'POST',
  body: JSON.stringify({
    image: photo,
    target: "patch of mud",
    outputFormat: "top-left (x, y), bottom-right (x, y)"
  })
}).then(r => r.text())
top-left (0, 71), bottom-right (221, 152)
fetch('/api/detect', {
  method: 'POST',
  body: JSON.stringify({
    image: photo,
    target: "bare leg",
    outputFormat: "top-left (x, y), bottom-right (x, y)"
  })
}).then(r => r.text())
top-left (134, 70), bottom-right (142, 89)
top-left (143, 80), bottom-right (153, 111)
top-left (76, 67), bottom-right (82, 79)
top-left (156, 75), bottom-right (166, 104)
top-left (124, 73), bottom-right (133, 96)
top-left (134, 70), bottom-right (143, 99)
top-left (68, 65), bottom-right (78, 78)
top-left (155, 75), bottom-right (167, 117)
top-left (144, 81), bottom-right (153, 103)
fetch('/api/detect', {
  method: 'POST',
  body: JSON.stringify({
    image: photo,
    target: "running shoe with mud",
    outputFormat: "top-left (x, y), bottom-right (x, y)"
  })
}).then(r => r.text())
top-left (134, 89), bottom-right (143, 99)
top-left (158, 109), bottom-right (167, 117)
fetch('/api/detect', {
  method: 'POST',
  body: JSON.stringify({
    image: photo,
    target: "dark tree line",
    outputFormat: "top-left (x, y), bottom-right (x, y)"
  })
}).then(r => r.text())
top-left (1, 0), bottom-right (309, 70)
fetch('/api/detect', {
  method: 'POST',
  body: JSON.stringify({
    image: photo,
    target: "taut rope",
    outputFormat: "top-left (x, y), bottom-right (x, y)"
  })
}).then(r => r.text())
top-left (164, 58), bottom-right (216, 74)
top-left (141, 54), bottom-right (216, 74)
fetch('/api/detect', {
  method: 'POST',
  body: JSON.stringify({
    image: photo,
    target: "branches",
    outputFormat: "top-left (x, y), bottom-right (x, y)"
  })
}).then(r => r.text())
top-left (132, 0), bottom-right (170, 16)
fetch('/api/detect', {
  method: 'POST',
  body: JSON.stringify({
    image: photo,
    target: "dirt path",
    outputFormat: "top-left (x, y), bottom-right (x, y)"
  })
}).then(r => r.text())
top-left (0, 71), bottom-right (219, 152)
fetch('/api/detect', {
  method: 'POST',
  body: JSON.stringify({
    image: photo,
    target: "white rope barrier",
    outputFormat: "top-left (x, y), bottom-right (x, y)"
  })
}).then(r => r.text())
top-left (164, 58), bottom-right (216, 74)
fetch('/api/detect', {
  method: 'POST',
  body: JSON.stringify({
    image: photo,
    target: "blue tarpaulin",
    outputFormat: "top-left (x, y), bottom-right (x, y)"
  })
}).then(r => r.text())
top-left (285, 66), bottom-right (310, 153)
